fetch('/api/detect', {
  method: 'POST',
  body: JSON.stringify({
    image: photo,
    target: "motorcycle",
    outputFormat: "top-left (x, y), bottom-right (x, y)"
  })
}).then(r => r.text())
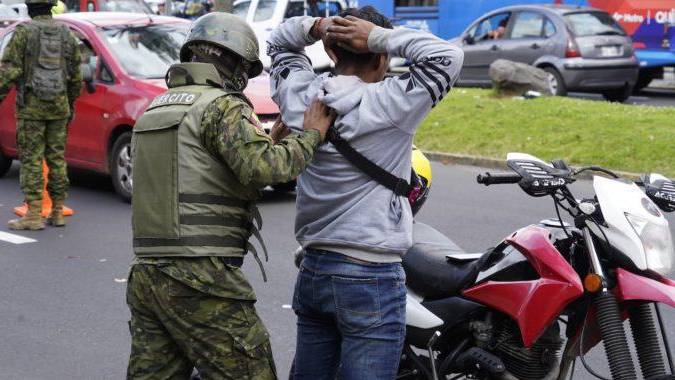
top-left (292, 152), bottom-right (675, 380)
top-left (398, 153), bottom-right (674, 380)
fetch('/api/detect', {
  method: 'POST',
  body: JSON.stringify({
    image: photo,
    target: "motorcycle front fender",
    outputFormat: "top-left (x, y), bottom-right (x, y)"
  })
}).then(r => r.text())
top-left (615, 268), bottom-right (675, 308)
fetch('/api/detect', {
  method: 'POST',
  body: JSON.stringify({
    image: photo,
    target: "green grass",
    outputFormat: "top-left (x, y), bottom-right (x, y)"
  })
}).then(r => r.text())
top-left (415, 88), bottom-right (675, 176)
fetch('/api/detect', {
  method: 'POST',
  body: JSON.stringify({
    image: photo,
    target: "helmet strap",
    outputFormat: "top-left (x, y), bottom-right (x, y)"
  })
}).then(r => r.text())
top-left (189, 44), bottom-right (248, 92)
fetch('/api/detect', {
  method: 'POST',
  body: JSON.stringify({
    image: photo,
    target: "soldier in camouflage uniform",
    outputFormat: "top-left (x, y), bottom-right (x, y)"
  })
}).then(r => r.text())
top-left (126, 12), bottom-right (334, 379)
top-left (0, 0), bottom-right (81, 230)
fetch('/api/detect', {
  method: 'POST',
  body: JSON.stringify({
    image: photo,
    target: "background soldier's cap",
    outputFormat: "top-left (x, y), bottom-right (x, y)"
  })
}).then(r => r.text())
top-left (180, 12), bottom-right (263, 78)
top-left (25, 0), bottom-right (58, 6)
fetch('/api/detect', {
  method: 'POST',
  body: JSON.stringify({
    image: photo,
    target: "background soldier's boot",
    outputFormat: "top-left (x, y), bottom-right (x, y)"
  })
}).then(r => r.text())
top-left (48, 200), bottom-right (66, 227)
top-left (8, 201), bottom-right (45, 230)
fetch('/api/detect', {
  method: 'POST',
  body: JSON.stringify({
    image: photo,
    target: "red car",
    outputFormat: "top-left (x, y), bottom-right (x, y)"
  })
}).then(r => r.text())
top-left (0, 12), bottom-right (279, 201)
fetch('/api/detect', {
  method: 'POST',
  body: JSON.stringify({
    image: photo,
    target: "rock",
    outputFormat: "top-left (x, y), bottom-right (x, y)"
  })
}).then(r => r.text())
top-left (489, 59), bottom-right (553, 96)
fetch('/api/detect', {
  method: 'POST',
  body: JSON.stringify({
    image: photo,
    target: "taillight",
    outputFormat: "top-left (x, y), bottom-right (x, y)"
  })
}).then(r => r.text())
top-left (565, 38), bottom-right (581, 58)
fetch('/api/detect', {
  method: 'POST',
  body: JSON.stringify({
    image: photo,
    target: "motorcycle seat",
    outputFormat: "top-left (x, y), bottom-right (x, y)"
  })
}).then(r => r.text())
top-left (403, 223), bottom-right (490, 300)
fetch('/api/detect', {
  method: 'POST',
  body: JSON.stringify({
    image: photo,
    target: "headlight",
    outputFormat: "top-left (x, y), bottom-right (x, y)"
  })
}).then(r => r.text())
top-left (625, 213), bottom-right (674, 275)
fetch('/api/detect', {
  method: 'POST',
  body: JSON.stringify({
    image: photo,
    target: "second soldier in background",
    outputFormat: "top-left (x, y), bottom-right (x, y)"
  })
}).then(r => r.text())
top-left (126, 12), bottom-right (335, 379)
top-left (0, 0), bottom-right (81, 230)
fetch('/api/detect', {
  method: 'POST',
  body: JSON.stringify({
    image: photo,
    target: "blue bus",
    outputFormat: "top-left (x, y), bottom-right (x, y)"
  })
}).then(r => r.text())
top-left (359, 0), bottom-right (675, 89)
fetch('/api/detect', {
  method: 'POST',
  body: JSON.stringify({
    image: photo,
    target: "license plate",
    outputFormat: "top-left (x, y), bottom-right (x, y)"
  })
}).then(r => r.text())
top-left (600, 45), bottom-right (622, 57)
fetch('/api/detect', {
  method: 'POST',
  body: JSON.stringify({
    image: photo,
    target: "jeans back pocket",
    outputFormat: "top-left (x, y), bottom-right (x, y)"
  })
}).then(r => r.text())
top-left (331, 276), bottom-right (381, 334)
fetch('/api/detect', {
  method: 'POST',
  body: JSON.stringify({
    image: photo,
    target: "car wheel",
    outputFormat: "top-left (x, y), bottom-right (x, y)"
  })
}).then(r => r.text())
top-left (0, 149), bottom-right (12, 178)
top-left (542, 67), bottom-right (567, 96)
top-left (633, 74), bottom-right (653, 92)
top-left (273, 180), bottom-right (296, 193)
top-left (110, 132), bottom-right (133, 202)
top-left (602, 84), bottom-right (633, 103)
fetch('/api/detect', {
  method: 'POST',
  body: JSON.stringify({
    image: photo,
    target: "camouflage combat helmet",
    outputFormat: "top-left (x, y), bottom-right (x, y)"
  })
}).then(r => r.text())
top-left (180, 12), bottom-right (263, 78)
top-left (24, 0), bottom-right (58, 6)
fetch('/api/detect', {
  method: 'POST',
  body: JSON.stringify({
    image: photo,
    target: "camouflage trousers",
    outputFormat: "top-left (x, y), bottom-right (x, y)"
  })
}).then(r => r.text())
top-left (16, 118), bottom-right (69, 202)
top-left (126, 264), bottom-right (278, 380)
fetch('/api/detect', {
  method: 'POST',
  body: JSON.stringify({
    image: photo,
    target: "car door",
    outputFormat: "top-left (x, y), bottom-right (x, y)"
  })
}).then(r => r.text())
top-left (0, 29), bottom-right (18, 156)
top-left (64, 26), bottom-right (113, 168)
top-left (460, 12), bottom-right (512, 85)
top-left (499, 11), bottom-right (557, 65)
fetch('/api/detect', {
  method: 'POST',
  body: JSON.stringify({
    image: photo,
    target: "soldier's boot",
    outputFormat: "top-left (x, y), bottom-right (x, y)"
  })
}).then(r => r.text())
top-left (48, 200), bottom-right (66, 227)
top-left (8, 201), bottom-right (45, 230)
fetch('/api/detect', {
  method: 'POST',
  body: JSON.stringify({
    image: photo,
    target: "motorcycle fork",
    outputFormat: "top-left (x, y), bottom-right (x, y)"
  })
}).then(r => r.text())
top-left (583, 228), bottom-right (638, 380)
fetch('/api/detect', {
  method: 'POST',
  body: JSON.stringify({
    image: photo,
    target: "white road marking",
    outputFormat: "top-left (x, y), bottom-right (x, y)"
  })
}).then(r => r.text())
top-left (0, 231), bottom-right (37, 245)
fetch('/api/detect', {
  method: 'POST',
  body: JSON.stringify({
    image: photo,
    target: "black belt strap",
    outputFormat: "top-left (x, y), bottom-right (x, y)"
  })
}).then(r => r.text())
top-left (179, 214), bottom-right (250, 228)
top-left (326, 128), bottom-right (415, 197)
top-left (179, 193), bottom-right (250, 208)
top-left (133, 235), bottom-right (245, 248)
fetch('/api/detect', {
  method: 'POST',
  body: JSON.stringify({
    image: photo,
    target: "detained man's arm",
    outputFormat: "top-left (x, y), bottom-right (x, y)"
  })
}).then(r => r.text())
top-left (328, 16), bottom-right (464, 133)
top-left (267, 16), bottom-right (320, 132)
top-left (202, 97), bottom-right (333, 188)
top-left (370, 25), bottom-right (464, 132)
top-left (0, 27), bottom-right (26, 103)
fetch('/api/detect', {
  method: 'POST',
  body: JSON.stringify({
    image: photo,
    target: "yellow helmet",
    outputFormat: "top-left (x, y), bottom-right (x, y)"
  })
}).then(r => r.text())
top-left (410, 146), bottom-right (432, 215)
top-left (51, 0), bottom-right (67, 13)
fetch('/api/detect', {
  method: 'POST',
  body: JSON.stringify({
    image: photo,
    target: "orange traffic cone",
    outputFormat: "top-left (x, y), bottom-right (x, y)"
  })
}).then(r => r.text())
top-left (14, 161), bottom-right (74, 218)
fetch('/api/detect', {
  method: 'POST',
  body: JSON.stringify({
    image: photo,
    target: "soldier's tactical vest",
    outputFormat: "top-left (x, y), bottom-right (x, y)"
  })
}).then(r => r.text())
top-left (22, 20), bottom-right (70, 102)
top-left (132, 63), bottom-right (264, 261)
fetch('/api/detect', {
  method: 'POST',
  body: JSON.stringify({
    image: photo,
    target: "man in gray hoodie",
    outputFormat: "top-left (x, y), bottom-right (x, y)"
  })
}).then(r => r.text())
top-left (268, 6), bottom-right (463, 379)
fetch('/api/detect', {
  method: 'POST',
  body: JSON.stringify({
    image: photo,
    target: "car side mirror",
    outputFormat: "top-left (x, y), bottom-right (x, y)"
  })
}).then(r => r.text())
top-left (464, 35), bottom-right (475, 45)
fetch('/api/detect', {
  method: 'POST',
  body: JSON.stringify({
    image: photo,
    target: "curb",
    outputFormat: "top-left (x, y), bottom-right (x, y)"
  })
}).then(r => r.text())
top-left (423, 151), bottom-right (642, 181)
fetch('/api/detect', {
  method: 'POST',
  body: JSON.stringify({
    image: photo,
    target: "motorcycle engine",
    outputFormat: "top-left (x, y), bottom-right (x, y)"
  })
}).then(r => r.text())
top-left (494, 320), bottom-right (563, 380)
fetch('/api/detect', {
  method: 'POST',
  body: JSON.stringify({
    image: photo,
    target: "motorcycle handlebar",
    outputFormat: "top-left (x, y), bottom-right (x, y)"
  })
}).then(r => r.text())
top-left (477, 172), bottom-right (522, 186)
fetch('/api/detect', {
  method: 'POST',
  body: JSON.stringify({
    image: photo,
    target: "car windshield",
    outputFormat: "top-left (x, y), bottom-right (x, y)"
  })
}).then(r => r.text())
top-left (98, 23), bottom-right (187, 79)
top-left (565, 11), bottom-right (626, 37)
top-left (232, 0), bottom-right (250, 18)
top-left (99, 0), bottom-right (153, 13)
top-left (254, 0), bottom-right (277, 22)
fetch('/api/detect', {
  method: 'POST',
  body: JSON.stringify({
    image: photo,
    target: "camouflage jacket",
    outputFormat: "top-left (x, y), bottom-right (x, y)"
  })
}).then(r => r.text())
top-left (0, 15), bottom-right (82, 120)
top-left (135, 84), bottom-right (321, 300)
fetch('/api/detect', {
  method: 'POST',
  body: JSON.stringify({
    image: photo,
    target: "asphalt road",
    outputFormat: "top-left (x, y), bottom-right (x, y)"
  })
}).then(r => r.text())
top-left (570, 87), bottom-right (675, 107)
top-left (0, 161), bottom-right (673, 379)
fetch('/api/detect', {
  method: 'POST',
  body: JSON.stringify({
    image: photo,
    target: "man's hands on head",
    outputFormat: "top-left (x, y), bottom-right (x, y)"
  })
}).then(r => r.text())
top-left (311, 16), bottom-right (377, 63)
top-left (303, 99), bottom-right (336, 142)
top-left (326, 16), bottom-right (376, 54)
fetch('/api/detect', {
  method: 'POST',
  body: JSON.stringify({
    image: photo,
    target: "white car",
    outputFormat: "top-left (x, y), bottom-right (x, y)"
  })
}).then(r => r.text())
top-left (233, 0), bottom-right (349, 70)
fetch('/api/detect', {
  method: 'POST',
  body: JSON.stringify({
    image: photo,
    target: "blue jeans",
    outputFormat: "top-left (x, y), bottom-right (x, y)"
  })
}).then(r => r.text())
top-left (292, 249), bottom-right (406, 380)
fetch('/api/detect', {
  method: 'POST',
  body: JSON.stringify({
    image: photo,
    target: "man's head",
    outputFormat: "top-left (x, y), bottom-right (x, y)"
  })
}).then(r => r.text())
top-left (328, 6), bottom-right (393, 82)
top-left (180, 12), bottom-right (263, 90)
top-left (25, 0), bottom-right (56, 18)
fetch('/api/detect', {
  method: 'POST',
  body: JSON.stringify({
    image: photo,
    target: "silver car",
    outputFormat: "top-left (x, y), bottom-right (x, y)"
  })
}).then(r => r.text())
top-left (456, 4), bottom-right (639, 102)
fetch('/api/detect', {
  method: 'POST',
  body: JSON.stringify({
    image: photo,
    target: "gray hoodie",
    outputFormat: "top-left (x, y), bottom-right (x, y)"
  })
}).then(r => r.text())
top-left (268, 16), bottom-right (464, 262)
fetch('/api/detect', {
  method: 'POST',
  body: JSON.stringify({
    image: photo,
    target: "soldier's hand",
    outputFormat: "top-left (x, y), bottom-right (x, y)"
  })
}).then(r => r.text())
top-left (269, 115), bottom-right (291, 144)
top-left (303, 99), bottom-right (336, 142)
top-left (326, 16), bottom-right (376, 54)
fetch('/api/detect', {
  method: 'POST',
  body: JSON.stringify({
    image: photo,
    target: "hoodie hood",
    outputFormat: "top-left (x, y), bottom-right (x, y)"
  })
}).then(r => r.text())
top-left (316, 75), bottom-right (366, 115)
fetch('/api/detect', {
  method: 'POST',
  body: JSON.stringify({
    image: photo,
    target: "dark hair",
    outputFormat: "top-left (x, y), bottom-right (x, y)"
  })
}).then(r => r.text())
top-left (27, 3), bottom-right (53, 18)
top-left (332, 6), bottom-right (393, 66)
